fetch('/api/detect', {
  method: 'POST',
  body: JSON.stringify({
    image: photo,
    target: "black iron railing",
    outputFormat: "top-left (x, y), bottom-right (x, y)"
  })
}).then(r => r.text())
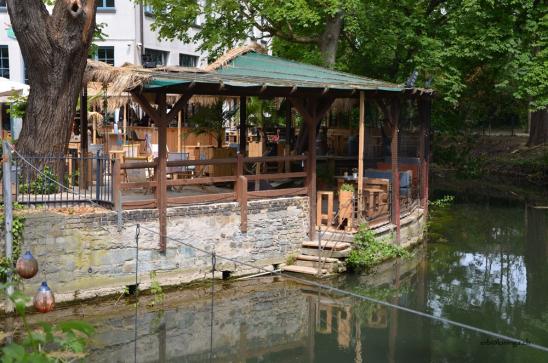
top-left (13, 152), bottom-right (113, 208)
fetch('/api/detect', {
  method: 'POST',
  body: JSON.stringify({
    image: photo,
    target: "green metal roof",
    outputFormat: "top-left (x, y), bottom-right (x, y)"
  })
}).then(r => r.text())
top-left (215, 52), bottom-right (402, 91)
top-left (139, 51), bottom-right (432, 97)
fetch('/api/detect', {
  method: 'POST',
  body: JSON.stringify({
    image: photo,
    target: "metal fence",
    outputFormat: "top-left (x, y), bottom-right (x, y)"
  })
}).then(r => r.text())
top-left (13, 152), bottom-right (113, 208)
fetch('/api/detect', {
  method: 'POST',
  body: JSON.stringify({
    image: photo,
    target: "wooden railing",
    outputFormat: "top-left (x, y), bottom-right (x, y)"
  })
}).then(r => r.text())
top-left (115, 154), bottom-right (308, 211)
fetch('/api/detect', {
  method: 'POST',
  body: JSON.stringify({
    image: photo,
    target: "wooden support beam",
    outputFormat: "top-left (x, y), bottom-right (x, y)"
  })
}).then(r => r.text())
top-left (390, 98), bottom-right (401, 244)
top-left (177, 111), bottom-right (182, 152)
top-left (288, 97), bottom-right (334, 240)
top-left (239, 96), bottom-right (247, 155)
top-left (238, 175), bottom-right (248, 232)
top-left (155, 93), bottom-right (168, 254)
top-left (80, 87), bottom-right (89, 189)
top-left (131, 92), bottom-right (162, 124)
top-left (418, 98), bottom-right (432, 217)
top-left (112, 158), bottom-right (121, 211)
top-left (167, 93), bottom-right (192, 123)
top-left (357, 92), bottom-right (365, 216)
top-left (307, 108), bottom-right (317, 240)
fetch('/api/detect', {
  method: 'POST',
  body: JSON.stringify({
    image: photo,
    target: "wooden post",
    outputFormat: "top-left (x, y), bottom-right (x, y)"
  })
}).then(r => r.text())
top-left (239, 96), bottom-right (247, 155)
top-left (239, 175), bottom-right (248, 233)
top-left (2, 140), bottom-right (14, 306)
top-left (390, 99), bottom-right (401, 244)
top-left (288, 97), bottom-right (334, 241)
top-left (112, 158), bottom-right (121, 211)
top-left (307, 109), bottom-right (317, 240)
top-left (92, 117), bottom-right (97, 144)
top-left (156, 94), bottom-right (168, 253)
top-left (131, 91), bottom-right (192, 253)
top-left (123, 104), bottom-right (127, 145)
top-left (357, 92), bottom-right (365, 216)
top-left (418, 98), bottom-right (431, 218)
top-left (177, 110), bottom-right (182, 152)
top-left (80, 88), bottom-right (89, 189)
top-left (285, 103), bottom-right (292, 172)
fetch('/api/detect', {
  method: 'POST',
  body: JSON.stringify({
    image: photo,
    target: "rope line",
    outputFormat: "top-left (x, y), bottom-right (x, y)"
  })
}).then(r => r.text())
top-left (8, 144), bottom-right (548, 353)
top-left (136, 224), bottom-right (548, 354)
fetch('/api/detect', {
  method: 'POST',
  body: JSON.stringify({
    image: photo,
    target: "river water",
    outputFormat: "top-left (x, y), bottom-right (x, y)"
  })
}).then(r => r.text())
top-left (7, 195), bottom-right (548, 362)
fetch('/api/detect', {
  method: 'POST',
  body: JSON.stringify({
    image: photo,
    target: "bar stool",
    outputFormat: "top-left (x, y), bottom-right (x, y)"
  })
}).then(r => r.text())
top-left (316, 191), bottom-right (334, 227)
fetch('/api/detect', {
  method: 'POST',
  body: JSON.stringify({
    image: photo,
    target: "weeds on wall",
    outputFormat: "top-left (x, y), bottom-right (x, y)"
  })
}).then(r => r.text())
top-left (0, 203), bottom-right (25, 282)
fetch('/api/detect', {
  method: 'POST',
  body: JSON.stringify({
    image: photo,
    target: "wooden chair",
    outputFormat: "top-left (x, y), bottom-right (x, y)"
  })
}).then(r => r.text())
top-left (167, 152), bottom-right (193, 180)
top-left (124, 157), bottom-right (154, 194)
top-left (316, 191), bottom-right (334, 228)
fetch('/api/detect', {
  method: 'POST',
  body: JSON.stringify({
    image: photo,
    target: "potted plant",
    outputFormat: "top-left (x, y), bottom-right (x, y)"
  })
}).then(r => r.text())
top-left (338, 183), bottom-right (354, 229)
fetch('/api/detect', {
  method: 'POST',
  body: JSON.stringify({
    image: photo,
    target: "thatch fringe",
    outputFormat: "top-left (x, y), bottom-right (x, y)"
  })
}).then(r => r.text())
top-left (204, 43), bottom-right (266, 71)
top-left (84, 60), bottom-right (152, 95)
top-left (87, 111), bottom-right (104, 129)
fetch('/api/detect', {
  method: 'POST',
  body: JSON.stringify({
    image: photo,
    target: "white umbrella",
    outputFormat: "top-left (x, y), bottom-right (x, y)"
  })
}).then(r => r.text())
top-left (0, 77), bottom-right (29, 99)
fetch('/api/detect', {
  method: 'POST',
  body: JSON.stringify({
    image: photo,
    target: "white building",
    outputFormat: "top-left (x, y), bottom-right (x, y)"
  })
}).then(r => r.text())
top-left (0, 0), bottom-right (208, 84)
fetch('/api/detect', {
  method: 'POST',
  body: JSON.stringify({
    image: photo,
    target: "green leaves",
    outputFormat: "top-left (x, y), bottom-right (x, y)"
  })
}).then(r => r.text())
top-left (0, 284), bottom-right (95, 363)
top-left (347, 225), bottom-right (412, 271)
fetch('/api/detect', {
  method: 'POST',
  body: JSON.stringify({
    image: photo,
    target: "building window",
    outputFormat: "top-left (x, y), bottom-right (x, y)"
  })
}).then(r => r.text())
top-left (0, 46), bottom-right (9, 79)
top-left (98, 0), bottom-right (115, 9)
top-left (144, 4), bottom-right (154, 16)
top-left (95, 46), bottom-right (115, 66)
top-left (143, 49), bottom-right (168, 68)
top-left (24, 63), bottom-right (28, 84)
top-left (179, 54), bottom-right (198, 68)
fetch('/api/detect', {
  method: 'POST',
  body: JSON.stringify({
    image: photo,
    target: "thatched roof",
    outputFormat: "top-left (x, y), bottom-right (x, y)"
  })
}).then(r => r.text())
top-left (84, 60), bottom-right (155, 95)
top-left (203, 43), bottom-right (267, 72)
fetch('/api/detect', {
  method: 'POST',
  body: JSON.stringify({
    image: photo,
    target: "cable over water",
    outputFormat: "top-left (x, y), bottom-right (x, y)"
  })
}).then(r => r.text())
top-left (136, 224), bottom-right (548, 354)
top-left (8, 142), bottom-right (548, 354)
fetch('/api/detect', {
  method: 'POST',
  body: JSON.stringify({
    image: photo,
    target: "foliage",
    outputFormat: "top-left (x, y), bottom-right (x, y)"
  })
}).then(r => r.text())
top-left (0, 283), bottom-right (94, 362)
top-left (285, 253), bottom-right (297, 266)
top-left (432, 134), bottom-right (486, 178)
top-left (148, 271), bottom-right (165, 307)
top-left (88, 22), bottom-right (108, 58)
top-left (19, 166), bottom-right (59, 195)
top-left (6, 95), bottom-right (28, 120)
top-left (429, 195), bottom-right (455, 209)
top-left (188, 101), bottom-right (231, 148)
top-left (0, 203), bottom-right (25, 282)
top-left (427, 195), bottom-right (455, 243)
top-left (137, 0), bottom-right (352, 64)
top-left (346, 225), bottom-right (411, 271)
top-left (143, 0), bottom-right (546, 132)
top-left (339, 183), bottom-right (354, 192)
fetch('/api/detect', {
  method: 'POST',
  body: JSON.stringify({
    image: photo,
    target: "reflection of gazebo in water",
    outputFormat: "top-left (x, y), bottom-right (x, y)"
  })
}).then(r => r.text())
top-left (84, 44), bottom-right (434, 252)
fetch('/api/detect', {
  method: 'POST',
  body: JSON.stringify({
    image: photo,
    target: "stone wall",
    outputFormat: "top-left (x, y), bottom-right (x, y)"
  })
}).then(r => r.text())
top-left (0, 197), bottom-right (309, 304)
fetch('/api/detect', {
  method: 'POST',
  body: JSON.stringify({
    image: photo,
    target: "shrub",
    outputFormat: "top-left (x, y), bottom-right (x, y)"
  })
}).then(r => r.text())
top-left (346, 224), bottom-right (411, 271)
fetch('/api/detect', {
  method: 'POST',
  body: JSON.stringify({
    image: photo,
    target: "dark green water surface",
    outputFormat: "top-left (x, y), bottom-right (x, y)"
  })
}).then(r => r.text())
top-left (9, 196), bottom-right (548, 362)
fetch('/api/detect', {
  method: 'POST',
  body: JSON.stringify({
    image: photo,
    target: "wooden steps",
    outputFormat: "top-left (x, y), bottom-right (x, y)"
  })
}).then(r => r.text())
top-left (302, 241), bottom-right (351, 250)
top-left (282, 265), bottom-right (328, 275)
top-left (294, 254), bottom-right (345, 273)
top-left (297, 255), bottom-right (339, 263)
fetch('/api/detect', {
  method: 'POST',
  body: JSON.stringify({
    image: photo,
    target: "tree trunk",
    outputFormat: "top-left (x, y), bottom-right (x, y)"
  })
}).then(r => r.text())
top-left (527, 108), bottom-right (547, 146)
top-left (319, 11), bottom-right (343, 68)
top-left (7, 0), bottom-right (97, 166)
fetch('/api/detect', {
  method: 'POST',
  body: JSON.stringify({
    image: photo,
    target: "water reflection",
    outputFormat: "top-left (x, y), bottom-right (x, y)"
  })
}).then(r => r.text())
top-left (8, 201), bottom-right (548, 362)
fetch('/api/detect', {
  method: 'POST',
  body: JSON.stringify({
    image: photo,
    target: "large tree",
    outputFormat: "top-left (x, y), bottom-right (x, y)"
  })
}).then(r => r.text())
top-left (139, 0), bottom-right (360, 67)
top-left (7, 0), bottom-right (97, 158)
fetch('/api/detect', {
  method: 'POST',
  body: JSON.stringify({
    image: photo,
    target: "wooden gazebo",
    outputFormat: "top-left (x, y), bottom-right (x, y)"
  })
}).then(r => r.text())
top-left (85, 45), bottom-right (434, 253)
